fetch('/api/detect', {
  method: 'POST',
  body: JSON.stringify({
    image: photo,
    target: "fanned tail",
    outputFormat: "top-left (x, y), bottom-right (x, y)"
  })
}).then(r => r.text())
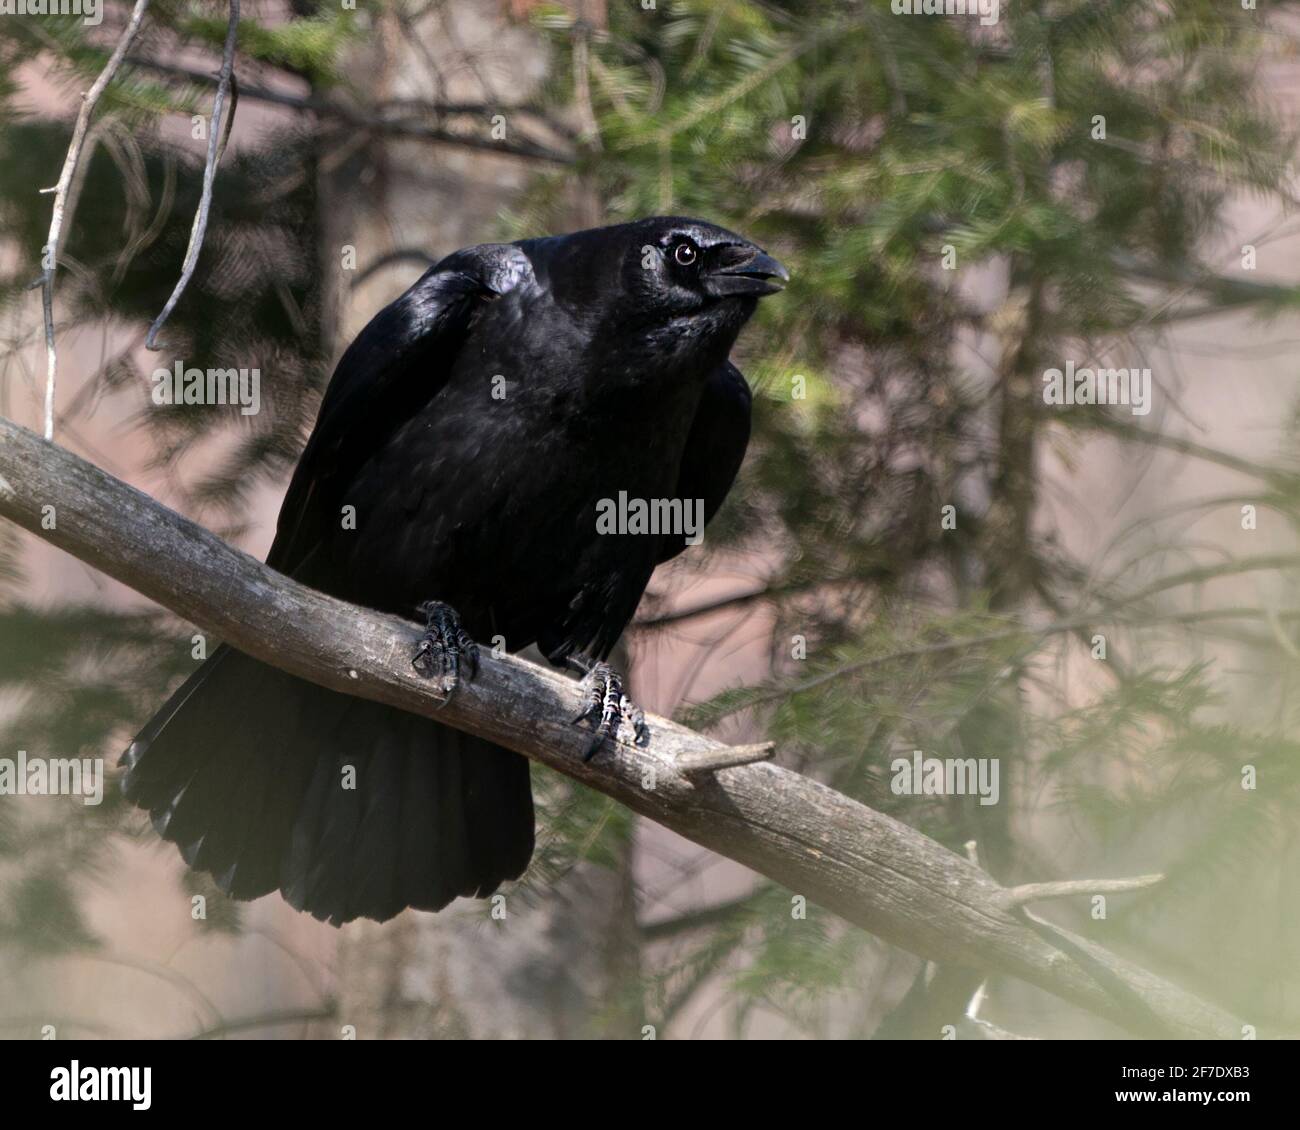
top-left (121, 645), bottom-right (534, 925)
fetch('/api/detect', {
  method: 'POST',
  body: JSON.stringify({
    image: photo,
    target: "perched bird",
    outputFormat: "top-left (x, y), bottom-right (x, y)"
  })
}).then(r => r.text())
top-left (121, 217), bottom-right (787, 925)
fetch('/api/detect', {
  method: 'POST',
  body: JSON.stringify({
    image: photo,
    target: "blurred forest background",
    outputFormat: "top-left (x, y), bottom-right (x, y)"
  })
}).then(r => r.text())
top-left (2, 0), bottom-right (1300, 1039)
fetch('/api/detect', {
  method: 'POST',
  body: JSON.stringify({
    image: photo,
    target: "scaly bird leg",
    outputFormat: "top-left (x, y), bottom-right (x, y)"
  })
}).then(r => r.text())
top-left (411, 600), bottom-right (480, 697)
top-left (566, 655), bottom-right (651, 761)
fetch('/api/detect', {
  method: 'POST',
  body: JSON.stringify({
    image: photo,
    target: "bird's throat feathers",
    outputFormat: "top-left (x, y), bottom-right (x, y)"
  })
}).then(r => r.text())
top-left (602, 299), bottom-right (752, 387)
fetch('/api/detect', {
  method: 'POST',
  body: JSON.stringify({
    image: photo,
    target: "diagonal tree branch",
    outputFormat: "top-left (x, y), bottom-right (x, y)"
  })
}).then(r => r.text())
top-left (0, 415), bottom-right (1253, 1040)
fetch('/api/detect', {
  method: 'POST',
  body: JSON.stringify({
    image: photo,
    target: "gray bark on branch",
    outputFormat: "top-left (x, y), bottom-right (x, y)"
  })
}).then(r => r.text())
top-left (0, 416), bottom-right (1249, 1039)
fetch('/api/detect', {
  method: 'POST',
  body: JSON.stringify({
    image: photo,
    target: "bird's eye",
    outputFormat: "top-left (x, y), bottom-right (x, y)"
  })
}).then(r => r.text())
top-left (673, 241), bottom-right (698, 267)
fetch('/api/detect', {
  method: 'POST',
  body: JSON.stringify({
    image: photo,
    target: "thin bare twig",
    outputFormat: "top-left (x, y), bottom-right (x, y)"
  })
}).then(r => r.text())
top-left (675, 741), bottom-right (775, 774)
top-left (37, 0), bottom-right (151, 438)
top-left (997, 874), bottom-right (1165, 911)
top-left (145, 0), bottom-right (240, 351)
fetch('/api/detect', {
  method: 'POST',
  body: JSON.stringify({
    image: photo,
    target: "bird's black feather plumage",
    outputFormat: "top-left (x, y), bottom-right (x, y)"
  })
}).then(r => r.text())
top-left (122, 217), bottom-right (784, 924)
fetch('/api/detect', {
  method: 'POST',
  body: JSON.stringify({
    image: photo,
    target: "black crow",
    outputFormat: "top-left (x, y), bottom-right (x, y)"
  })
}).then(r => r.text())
top-left (121, 217), bottom-right (787, 925)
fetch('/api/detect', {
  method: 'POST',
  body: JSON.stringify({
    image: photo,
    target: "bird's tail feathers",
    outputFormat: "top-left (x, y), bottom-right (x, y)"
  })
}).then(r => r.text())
top-left (121, 645), bottom-right (534, 925)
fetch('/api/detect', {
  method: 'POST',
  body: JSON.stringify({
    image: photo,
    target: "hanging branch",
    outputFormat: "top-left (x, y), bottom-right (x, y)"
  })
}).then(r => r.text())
top-left (122, 57), bottom-right (576, 165)
top-left (0, 414), bottom-right (1258, 1041)
top-left (144, 0), bottom-right (240, 351)
top-left (36, 0), bottom-right (152, 440)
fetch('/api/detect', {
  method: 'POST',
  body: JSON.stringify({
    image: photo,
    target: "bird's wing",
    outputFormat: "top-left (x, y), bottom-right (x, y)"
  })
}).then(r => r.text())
top-left (267, 244), bottom-right (533, 576)
top-left (657, 359), bottom-right (753, 564)
top-left (535, 362), bottom-right (753, 665)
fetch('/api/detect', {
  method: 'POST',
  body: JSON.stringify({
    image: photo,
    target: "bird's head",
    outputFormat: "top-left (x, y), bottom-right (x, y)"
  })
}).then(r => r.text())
top-left (517, 217), bottom-right (787, 384)
top-left (528, 216), bottom-right (787, 333)
top-left (620, 217), bottom-right (789, 313)
top-left (616, 217), bottom-right (789, 372)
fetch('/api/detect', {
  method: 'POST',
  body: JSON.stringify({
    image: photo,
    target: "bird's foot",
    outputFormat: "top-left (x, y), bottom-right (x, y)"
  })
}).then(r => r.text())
top-left (412, 600), bottom-right (479, 696)
top-left (570, 659), bottom-right (650, 762)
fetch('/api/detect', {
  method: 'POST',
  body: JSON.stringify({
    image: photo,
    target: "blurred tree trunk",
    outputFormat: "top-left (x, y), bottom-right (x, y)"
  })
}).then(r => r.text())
top-left (325, 0), bottom-right (644, 1039)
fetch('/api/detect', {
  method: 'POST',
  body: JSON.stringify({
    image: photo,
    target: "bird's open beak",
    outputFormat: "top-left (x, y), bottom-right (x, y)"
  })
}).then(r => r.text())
top-left (703, 246), bottom-right (790, 298)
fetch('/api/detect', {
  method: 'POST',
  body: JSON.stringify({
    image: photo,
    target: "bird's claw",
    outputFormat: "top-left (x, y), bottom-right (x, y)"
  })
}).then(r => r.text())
top-left (572, 661), bottom-right (650, 761)
top-left (412, 600), bottom-right (479, 696)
